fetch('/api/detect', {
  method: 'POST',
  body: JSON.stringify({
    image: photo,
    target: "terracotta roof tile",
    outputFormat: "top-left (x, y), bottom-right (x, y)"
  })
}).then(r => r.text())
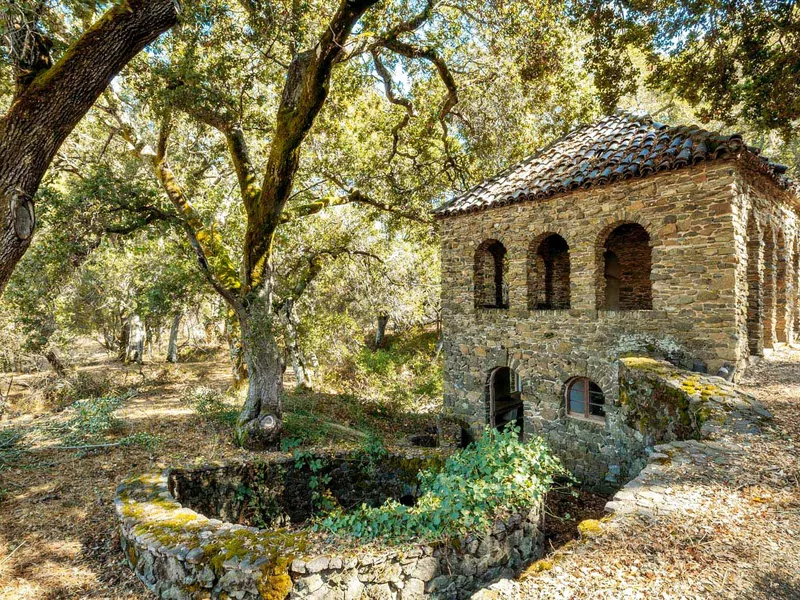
top-left (434, 111), bottom-right (798, 218)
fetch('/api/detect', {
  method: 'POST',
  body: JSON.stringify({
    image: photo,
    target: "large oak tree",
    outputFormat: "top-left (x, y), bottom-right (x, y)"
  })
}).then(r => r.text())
top-left (0, 0), bottom-right (179, 292)
top-left (100, 0), bottom-right (586, 448)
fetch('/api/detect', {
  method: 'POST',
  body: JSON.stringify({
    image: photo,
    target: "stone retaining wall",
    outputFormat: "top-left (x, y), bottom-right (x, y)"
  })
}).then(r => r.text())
top-left (470, 357), bottom-right (772, 599)
top-left (115, 452), bottom-right (544, 599)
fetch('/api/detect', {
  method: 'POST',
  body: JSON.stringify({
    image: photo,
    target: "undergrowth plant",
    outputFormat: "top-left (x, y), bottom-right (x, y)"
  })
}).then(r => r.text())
top-left (318, 426), bottom-right (564, 541)
top-left (183, 385), bottom-right (239, 428)
top-left (36, 390), bottom-right (160, 450)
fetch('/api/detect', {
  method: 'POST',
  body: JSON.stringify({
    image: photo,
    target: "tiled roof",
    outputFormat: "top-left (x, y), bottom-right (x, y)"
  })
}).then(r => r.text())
top-left (434, 111), bottom-right (797, 218)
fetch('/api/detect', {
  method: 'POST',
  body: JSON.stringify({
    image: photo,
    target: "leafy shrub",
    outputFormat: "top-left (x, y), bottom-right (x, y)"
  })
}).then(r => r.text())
top-left (183, 385), bottom-right (239, 427)
top-left (27, 371), bottom-right (113, 412)
top-left (282, 412), bottom-right (333, 446)
top-left (319, 427), bottom-right (564, 541)
top-left (329, 329), bottom-right (442, 409)
top-left (42, 392), bottom-right (133, 445)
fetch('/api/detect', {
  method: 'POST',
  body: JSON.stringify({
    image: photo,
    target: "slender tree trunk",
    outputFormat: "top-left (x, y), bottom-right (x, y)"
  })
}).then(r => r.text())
top-left (375, 314), bottom-right (389, 349)
top-left (281, 299), bottom-right (314, 390)
top-left (118, 318), bottom-right (131, 362)
top-left (234, 295), bottom-right (283, 450)
top-left (121, 315), bottom-right (145, 363)
top-left (167, 313), bottom-right (181, 363)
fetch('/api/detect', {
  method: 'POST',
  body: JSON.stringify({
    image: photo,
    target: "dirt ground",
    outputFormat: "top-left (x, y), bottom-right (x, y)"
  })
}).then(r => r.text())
top-left (515, 348), bottom-right (800, 600)
top-left (0, 350), bottom-right (247, 599)
top-left (0, 347), bottom-right (799, 599)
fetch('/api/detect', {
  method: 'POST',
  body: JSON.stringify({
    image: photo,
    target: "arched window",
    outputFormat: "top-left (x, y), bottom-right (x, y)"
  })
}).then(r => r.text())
top-left (487, 366), bottom-right (523, 437)
top-left (474, 240), bottom-right (509, 309)
top-left (566, 378), bottom-right (605, 420)
top-left (746, 213), bottom-right (763, 356)
top-left (776, 227), bottom-right (788, 343)
top-left (598, 223), bottom-right (652, 310)
top-left (529, 233), bottom-right (570, 309)
top-left (763, 223), bottom-right (776, 349)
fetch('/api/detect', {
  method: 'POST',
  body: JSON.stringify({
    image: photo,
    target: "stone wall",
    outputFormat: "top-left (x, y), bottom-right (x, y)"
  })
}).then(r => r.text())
top-left (439, 160), bottom-right (797, 489)
top-left (731, 166), bottom-right (800, 361)
top-left (115, 452), bottom-right (545, 600)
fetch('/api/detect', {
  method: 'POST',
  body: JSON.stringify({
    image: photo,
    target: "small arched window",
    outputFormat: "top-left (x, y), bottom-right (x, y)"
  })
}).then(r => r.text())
top-left (529, 233), bottom-right (570, 309)
top-left (566, 378), bottom-right (605, 420)
top-left (599, 223), bottom-right (652, 310)
top-left (474, 240), bottom-right (509, 309)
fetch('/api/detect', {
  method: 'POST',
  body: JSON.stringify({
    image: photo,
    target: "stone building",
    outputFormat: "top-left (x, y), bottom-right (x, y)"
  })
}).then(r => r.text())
top-left (434, 112), bottom-right (799, 488)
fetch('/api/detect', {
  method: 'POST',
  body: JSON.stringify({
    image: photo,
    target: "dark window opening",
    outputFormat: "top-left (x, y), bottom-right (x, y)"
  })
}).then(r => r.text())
top-left (487, 366), bottom-right (523, 438)
top-left (599, 223), bottom-right (652, 310)
top-left (529, 233), bottom-right (571, 309)
top-left (746, 213), bottom-right (763, 356)
top-left (475, 240), bottom-right (509, 309)
top-left (566, 378), bottom-right (605, 420)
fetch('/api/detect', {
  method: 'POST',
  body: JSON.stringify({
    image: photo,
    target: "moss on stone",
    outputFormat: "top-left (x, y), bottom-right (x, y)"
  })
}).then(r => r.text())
top-left (577, 519), bottom-right (603, 537)
top-left (521, 558), bottom-right (553, 577)
top-left (257, 572), bottom-right (292, 600)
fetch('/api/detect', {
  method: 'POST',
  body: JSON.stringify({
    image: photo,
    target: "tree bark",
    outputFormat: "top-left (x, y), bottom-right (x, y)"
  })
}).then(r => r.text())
top-left (280, 298), bottom-right (314, 390)
top-left (375, 314), bottom-right (389, 349)
top-left (44, 348), bottom-right (68, 378)
top-left (167, 313), bottom-right (181, 363)
top-left (121, 315), bottom-right (145, 363)
top-left (234, 294), bottom-right (283, 450)
top-left (0, 0), bottom-right (179, 294)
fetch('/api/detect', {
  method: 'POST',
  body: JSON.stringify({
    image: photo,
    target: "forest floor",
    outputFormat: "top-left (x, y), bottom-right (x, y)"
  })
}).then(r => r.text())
top-left (0, 345), bottom-right (798, 599)
top-left (511, 348), bottom-right (800, 600)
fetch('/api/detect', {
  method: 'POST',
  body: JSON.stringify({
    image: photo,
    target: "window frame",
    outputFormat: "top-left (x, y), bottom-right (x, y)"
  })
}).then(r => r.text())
top-left (565, 377), bottom-right (606, 422)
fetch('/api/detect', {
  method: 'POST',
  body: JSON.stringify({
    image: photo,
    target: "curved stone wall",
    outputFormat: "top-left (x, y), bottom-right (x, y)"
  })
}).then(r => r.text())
top-left (115, 452), bottom-right (545, 599)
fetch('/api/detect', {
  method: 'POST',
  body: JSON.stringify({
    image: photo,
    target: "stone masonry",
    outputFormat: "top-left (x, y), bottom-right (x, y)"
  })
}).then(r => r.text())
top-left (435, 112), bottom-right (800, 489)
top-left (115, 451), bottom-right (545, 599)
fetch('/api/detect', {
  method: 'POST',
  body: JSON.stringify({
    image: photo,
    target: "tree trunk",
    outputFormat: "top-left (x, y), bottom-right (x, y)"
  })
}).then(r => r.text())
top-left (44, 347), bottom-right (68, 378)
top-left (0, 0), bottom-right (178, 294)
top-left (167, 313), bottom-right (181, 363)
top-left (234, 295), bottom-right (284, 450)
top-left (122, 315), bottom-right (145, 363)
top-left (118, 318), bottom-right (131, 362)
top-left (375, 314), bottom-right (389, 349)
top-left (281, 299), bottom-right (314, 390)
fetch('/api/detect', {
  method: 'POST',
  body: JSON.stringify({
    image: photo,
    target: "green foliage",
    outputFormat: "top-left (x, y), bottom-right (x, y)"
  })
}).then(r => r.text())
top-left (281, 413), bottom-right (334, 447)
top-left (41, 392), bottom-right (131, 445)
top-left (575, 0), bottom-right (800, 139)
top-left (332, 329), bottom-right (442, 409)
top-left (291, 449), bottom-right (335, 514)
top-left (0, 427), bottom-right (24, 502)
top-left (33, 390), bottom-right (159, 450)
top-left (183, 386), bottom-right (239, 427)
top-left (318, 427), bottom-right (564, 541)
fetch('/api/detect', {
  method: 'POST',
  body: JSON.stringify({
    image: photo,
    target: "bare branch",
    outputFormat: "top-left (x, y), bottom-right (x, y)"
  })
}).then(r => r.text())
top-left (372, 49), bottom-right (415, 161)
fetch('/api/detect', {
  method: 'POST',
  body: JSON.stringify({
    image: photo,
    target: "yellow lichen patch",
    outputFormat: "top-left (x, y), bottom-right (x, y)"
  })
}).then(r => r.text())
top-left (621, 357), bottom-right (674, 376)
top-left (577, 519), bottom-right (603, 537)
top-left (520, 558), bottom-right (553, 578)
top-left (257, 572), bottom-right (292, 600)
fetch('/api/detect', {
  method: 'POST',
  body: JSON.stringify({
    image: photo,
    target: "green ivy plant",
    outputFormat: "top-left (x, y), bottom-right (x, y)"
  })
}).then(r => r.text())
top-left (318, 426), bottom-right (564, 542)
top-left (292, 449), bottom-right (335, 513)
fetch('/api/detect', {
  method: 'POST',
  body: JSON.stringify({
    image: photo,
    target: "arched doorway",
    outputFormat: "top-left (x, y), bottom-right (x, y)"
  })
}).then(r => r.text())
top-left (763, 223), bottom-right (776, 349)
top-left (487, 367), bottom-right (523, 438)
top-left (776, 227), bottom-right (788, 343)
